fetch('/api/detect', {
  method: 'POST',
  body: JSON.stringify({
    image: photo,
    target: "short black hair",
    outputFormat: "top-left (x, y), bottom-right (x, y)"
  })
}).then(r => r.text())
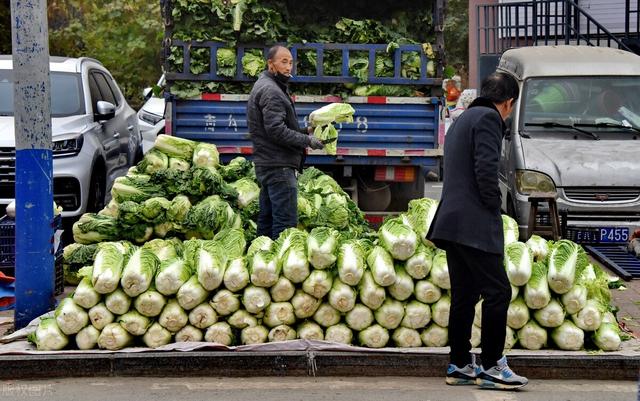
top-left (267, 45), bottom-right (289, 61)
top-left (480, 72), bottom-right (519, 103)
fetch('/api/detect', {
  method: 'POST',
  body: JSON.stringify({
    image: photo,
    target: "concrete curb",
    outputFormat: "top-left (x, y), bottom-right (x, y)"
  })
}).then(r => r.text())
top-left (0, 351), bottom-right (638, 380)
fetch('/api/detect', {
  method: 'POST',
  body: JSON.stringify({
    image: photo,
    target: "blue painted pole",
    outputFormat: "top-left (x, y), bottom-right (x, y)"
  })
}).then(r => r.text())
top-left (11, 0), bottom-right (55, 329)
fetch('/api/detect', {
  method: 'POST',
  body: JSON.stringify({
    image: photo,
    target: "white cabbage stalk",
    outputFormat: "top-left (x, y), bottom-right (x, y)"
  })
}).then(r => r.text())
top-left (91, 243), bottom-right (125, 294)
top-left (325, 324), bottom-right (353, 344)
top-left (526, 234), bottom-right (549, 261)
top-left (88, 302), bottom-right (114, 330)
top-left (474, 300), bottom-right (483, 327)
top-left (504, 242), bottom-right (533, 286)
top-left (297, 321), bottom-right (324, 340)
top-left (241, 325), bottom-right (269, 345)
top-left (389, 266), bottom-right (414, 301)
top-left (264, 302), bottom-right (296, 328)
top-left (268, 325), bottom-right (297, 342)
top-left (346, 304), bottom-right (374, 331)
top-left (227, 310), bottom-right (258, 329)
top-left (414, 279), bottom-right (442, 304)
top-left (533, 298), bottom-right (565, 328)
top-left (282, 245), bottom-right (310, 283)
top-left (337, 240), bottom-right (366, 286)
top-left (223, 257), bottom-right (250, 292)
top-left (401, 300), bottom-right (431, 329)
top-left (359, 270), bottom-right (386, 310)
top-left (30, 318), bottom-right (68, 350)
top-left (379, 218), bottom-right (418, 261)
top-left (307, 227), bottom-right (340, 269)
top-left (571, 299), bottom-right (604, 331)
top-left (502, 215), bottom-right (519, 245)
top-left (105, 288), bottom-right (132, 316)
top-left (134, 287), bottom-right (167, 317)
top-left (404, 198), bottom-right (439, 245)
top-left (250, 250), bottom-right (280, 287)
top-left (511, 284), bottom-right (519, 302)
top-left (552, 320), bottom-right (584, 350)
top-left (210, 289), bottom-right (240, 316)
top-left (506, 297), bottom-right (530, 330)
top-left (159, 299), bottom-right (189, 332)
top-left (602, 311), bottom-right (617, 324)
top-left (242, 285), bottom-right (271, 314)
top-left (98, 323), bottom-right (133, 350)
top-left (247, 236), bottom-right (274, 259)
top-left (75, 325), bottom-right (100, 350)
top-left (405, 244), bottom-right (434, 279)
top-left (192, 142), bottom-right (219, 167)
top-left (175, 325), bottom-right (204, 342)
top-left (431, 295), bottom-right (451, 328)
top-left (155, 258), bottom-right (192, 296)
top-left (73, 277), bottom-right (101, 309)
top-left (471, 324), bottom-right (481, 348)
top-left (430, 250), bottom-right (451, 290)
top-left (143, 239), bottom-right (179, 262)
top-left (593, 322), bottom-right (622, 351)
top-left (524, 262), bottom-right (551, 309)
top-left (374, 299), bottom-right (405, 330)
top-left (270, 277), bottom-right (296, 302)
top-left (392, 327), bottom-right (422, 347)
top-left (518, 320), bottom-right (547, 350)
top-left (177, 275), bottom-right (210, 310)
top-left (561, 284), bottom-right (588, 315)
top-left (359, 324), bottom-right (390, 348)
top-left (119, 310), bottom-right (152, 336)
top-left (547, 240), bottom-right (581, 294)
top-left (328, 279), bottom-right (357, 313)
top-left (196, 247), bottom-right (226, 291)
top-left (292, 290), bottom-right (321, 319)
top-left (55, 298), bottom-right (89, 335)
top-left (367, 246), bottom-right (397, 286)
top-left (143, 322), bottom-right (173, 348)
top-left (302, 269), bottom-right (334, 299)
top-left (189, 303), bottom-right (218, 329)
top-left (204, 322), bottom-right (235, 345)
top-left (120, 248), bottom-right (159, 297)
top-left (314, 303), bottom-right (341, 328)
top-left (505, 326), bottom-right (518, 350)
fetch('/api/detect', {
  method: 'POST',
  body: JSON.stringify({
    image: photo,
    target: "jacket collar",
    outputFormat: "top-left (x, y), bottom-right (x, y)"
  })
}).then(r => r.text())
top-left (263, 70), bottom-right (289, 93)
top-left (468, 96), bottom-right (506, 132)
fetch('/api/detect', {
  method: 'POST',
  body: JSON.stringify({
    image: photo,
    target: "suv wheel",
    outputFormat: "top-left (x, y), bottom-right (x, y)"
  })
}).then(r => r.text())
top-left (87, 166), bottom-right (106, 213)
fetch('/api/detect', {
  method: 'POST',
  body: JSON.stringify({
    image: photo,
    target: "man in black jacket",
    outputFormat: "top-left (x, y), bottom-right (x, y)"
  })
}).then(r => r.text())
top-left (428, 72), bottom-right (528, 390)
top-left (247, 45), bottom-right (324, 240)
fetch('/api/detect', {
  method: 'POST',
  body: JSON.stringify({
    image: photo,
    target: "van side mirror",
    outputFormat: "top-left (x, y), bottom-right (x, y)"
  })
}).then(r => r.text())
top-left (96, 101), bottom-right (116, 121)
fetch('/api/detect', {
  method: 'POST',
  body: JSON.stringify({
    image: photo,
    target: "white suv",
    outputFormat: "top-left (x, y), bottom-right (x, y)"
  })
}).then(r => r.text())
top-left (0, 56), bottom-right (142, 217)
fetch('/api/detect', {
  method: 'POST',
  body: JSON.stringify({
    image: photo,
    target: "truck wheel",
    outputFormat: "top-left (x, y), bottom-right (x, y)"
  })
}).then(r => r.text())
top-left (87, 166), bottom-right (106, 213)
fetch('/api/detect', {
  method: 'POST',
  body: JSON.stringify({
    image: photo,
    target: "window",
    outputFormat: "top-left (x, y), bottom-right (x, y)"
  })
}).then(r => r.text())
top-left (92, 72), bottom-right (117, 106)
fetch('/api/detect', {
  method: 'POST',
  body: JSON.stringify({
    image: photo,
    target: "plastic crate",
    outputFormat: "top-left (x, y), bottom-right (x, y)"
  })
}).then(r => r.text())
top-left (0, 215), bottom-right (64, 295)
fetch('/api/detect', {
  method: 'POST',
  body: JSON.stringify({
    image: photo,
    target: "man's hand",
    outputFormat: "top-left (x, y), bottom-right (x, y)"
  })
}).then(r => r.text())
top-left (308, 136), bottom-right (324, 150)
top-left (307, 126), bottom-right (314, 134)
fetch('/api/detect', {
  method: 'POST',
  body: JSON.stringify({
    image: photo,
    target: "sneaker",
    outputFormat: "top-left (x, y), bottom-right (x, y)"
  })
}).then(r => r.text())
top-left (445, 355), bottom-right (479, 385)
top-left (475, 356), bottom-right (529, 390)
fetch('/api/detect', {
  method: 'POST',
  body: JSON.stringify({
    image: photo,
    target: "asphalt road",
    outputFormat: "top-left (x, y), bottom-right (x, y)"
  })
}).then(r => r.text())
top-left (1, 377), bottom-right (638, 401)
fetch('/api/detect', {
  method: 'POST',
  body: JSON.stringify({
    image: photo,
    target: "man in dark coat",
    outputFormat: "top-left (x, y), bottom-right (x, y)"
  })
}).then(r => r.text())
top-left (247, 45), bottom-right (324, 240)
top-left (428, 72), bottom-right (528, 390)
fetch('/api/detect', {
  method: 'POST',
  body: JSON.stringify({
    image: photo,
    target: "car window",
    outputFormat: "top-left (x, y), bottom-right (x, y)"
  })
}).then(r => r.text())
top-left (92, 71), bottom-right (117, 106)
top-left (88, 73), bottom-right (103, 114)
top-left (105, 75), bottom-right (122, 106)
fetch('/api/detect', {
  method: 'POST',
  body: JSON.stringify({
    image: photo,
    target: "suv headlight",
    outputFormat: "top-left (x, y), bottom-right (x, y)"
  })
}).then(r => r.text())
top-left (516, 170), bottom-right (556, 195)
top-left (139, 109), bottom-right (163, 125)
top-left (53, 134), bottom-right (83, 158)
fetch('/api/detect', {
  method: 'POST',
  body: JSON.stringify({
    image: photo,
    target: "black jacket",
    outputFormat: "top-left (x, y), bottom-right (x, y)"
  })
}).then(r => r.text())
top-left (247, 71), bottom-right (310, 170)
top-left (427, 97), bottom-right (506, 255)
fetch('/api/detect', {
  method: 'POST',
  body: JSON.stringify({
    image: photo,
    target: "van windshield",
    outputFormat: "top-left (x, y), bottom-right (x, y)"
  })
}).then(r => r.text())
top-left (0, 70), bottom-right (85, 117)
top-left (521, 76), bottom-right (640, 134)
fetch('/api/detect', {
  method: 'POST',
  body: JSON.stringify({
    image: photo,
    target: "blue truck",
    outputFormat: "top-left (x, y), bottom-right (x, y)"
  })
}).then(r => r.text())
top-left (161, 1), bottom-right (446, 222)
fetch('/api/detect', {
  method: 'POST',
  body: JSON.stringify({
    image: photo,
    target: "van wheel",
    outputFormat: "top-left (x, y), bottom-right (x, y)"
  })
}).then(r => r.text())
top-left (87, 166), bottom-right (106, 213)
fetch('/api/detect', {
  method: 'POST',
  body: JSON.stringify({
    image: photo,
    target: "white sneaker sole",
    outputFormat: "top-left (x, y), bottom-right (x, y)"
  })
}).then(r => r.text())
top-left (475, 378), bottom-right (528, 390)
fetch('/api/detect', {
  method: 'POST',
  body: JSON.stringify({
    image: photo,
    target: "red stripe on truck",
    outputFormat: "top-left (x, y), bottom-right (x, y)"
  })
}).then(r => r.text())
top-left (202, 93), bottom-right (222, 101)
top-left (367, 149), bottom-right (386, 157)
top-left (367, 96), bottom-right (387, 104)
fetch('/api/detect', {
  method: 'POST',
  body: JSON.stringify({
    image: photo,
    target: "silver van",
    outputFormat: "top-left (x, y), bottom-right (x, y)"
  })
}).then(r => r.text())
top-left (498, 46), bottom-right (640, 243)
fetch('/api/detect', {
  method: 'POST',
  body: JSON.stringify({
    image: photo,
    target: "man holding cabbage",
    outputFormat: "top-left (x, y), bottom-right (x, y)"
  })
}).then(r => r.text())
top-left (428, 72), bottom-right (528, 390)
top-left (247, 45), bottom-right (324, 239)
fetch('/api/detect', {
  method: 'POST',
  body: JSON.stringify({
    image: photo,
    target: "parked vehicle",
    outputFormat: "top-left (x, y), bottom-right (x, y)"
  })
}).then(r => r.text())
top-left (0, 56), bottom-right (142, 218)
top-left (497, 46), bottom-right (640, 243)
top-left (139, 74), bottom-right (166, 154)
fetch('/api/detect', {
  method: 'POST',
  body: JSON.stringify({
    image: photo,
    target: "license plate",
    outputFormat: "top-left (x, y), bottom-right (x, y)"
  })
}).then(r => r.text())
top-left (567, 227), bottom-right (630, 244)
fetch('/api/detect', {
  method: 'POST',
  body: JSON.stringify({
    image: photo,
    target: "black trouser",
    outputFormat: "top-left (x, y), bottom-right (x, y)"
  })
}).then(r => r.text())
top-left (445, 241), bottom-right (511, 369)
top-left (255, 166), bottom-right (298, 240)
